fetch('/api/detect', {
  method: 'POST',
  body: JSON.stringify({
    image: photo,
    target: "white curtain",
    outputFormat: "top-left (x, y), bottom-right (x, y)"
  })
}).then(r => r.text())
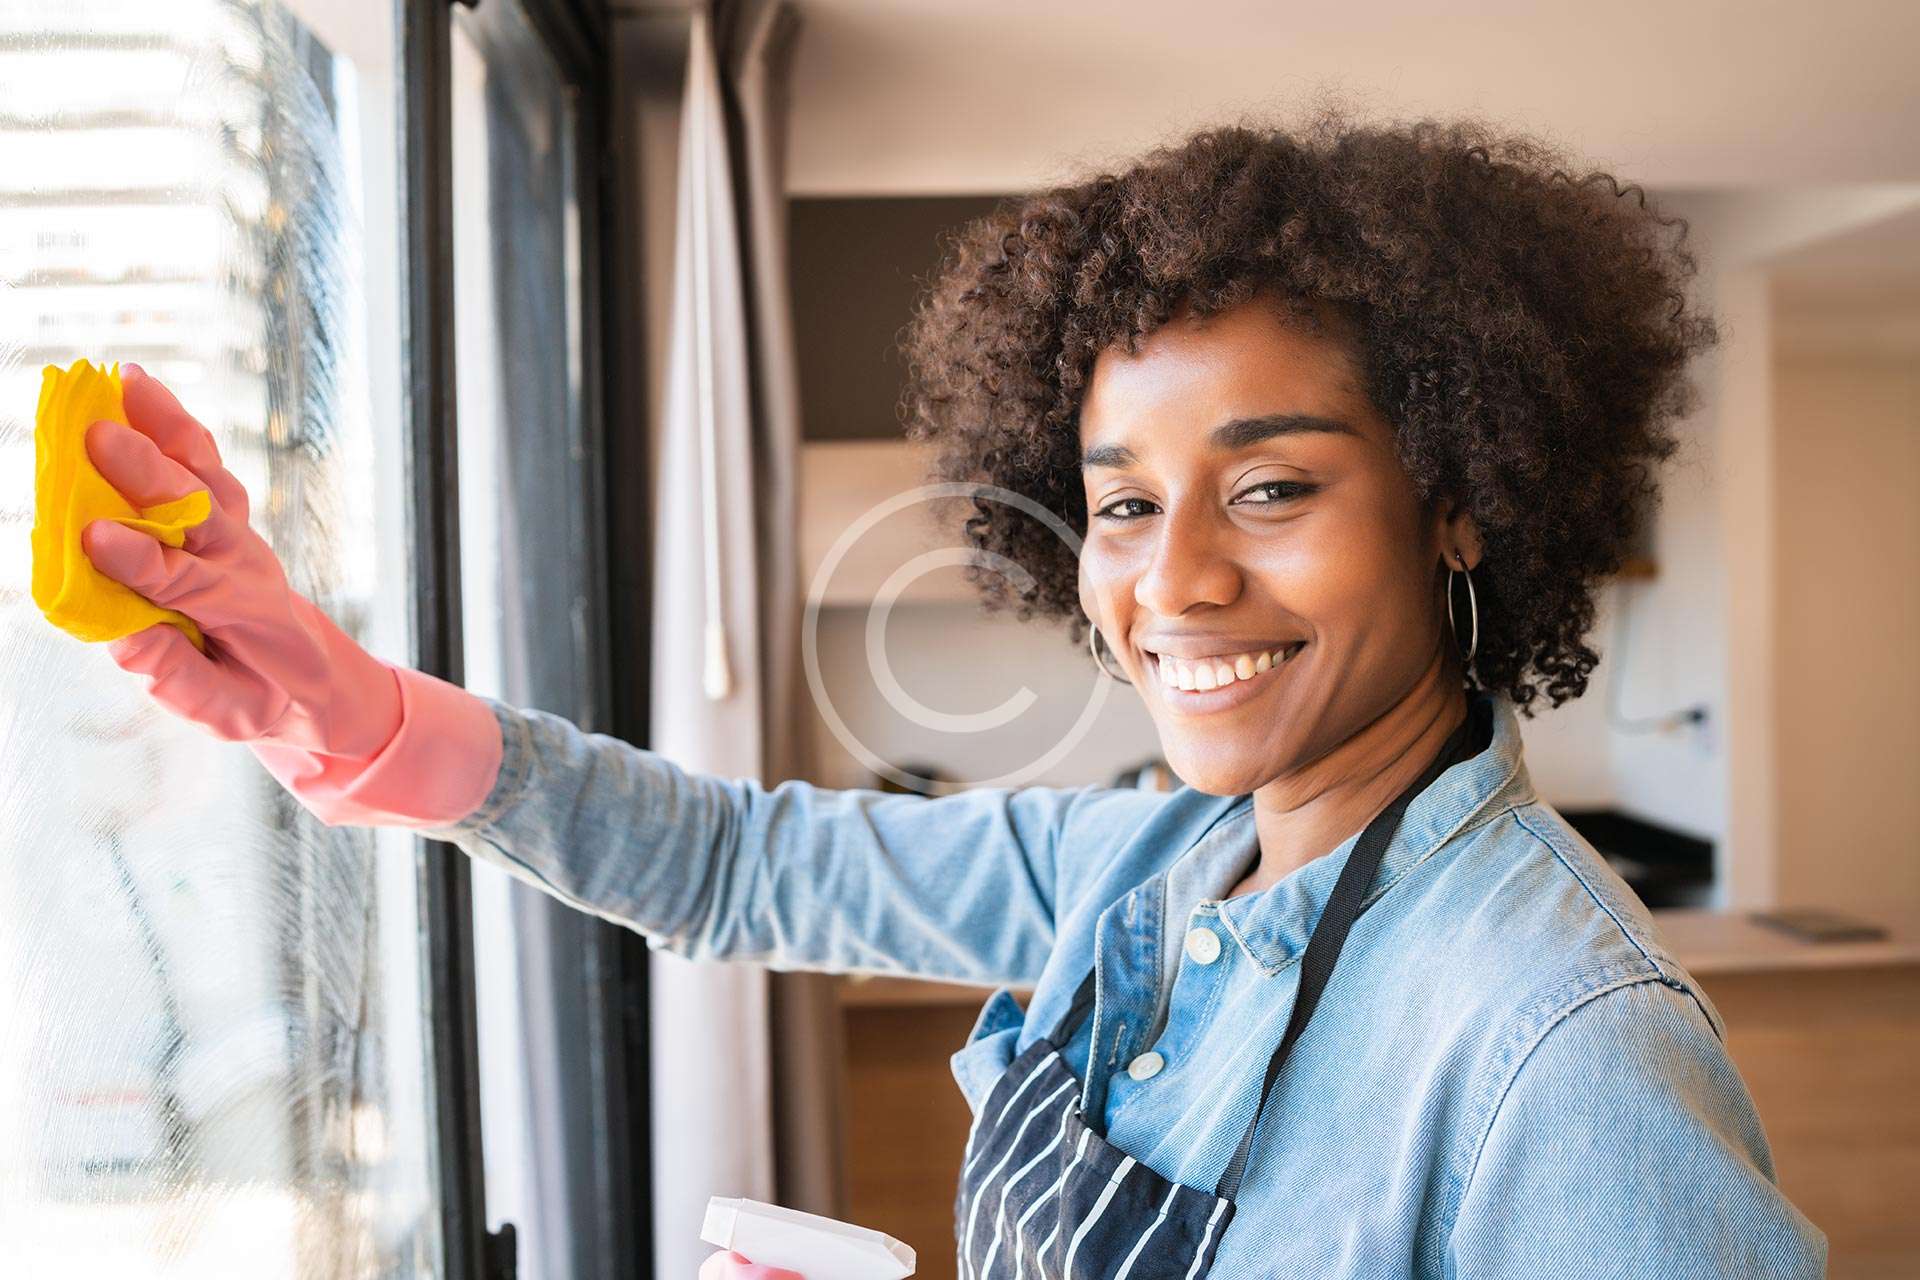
top-left (647, 2), bottom-right (806, 1274)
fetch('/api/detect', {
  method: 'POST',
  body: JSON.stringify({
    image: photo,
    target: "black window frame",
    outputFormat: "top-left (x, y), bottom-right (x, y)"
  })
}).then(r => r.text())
top-left (400, 1), bottom-right (649, 1277)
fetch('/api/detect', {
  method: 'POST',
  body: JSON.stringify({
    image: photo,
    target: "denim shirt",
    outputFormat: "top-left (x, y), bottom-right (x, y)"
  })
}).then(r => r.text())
top-left (419, 688), bottom-right (1827, 1278)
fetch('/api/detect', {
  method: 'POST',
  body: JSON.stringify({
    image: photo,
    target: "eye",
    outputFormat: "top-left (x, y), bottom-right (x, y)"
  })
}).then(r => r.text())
top-left (1093, 496), bottom-right (1160, 521)
top-left (1231, 480), bottom-right (1316, 506)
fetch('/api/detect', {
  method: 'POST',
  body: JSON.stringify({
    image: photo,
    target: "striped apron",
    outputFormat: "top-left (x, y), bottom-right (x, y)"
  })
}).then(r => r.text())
top-left (951, 697), bottom-right (1486, 1280)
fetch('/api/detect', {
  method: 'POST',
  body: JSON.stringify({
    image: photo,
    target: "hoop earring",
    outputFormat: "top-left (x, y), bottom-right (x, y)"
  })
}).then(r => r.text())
top-left (1088, 623), bottom-right (1132, 685)
top-left (1446, 552), bottom-right (1479, 668)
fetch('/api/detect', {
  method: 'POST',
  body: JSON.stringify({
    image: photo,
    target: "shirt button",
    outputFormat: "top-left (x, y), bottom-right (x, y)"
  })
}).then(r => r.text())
top-left (1127, 1051), bottom-right (1165, 1082)
top-left (1184, 926), bottom-right (1222, 965)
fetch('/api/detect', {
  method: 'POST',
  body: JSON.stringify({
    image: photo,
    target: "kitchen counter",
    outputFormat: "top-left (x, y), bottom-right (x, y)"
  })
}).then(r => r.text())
top-left (1650, 907), bottom-right (1920, 1278)
top-left (841, 908), bottom-right (1920, 1007)
top-left (1651, 906), bottom-right (1920, 975)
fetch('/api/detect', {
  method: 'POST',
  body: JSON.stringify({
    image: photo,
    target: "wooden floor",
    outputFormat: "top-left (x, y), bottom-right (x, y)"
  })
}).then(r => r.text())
top-left (835, 967), bottom-right (1920, 1278)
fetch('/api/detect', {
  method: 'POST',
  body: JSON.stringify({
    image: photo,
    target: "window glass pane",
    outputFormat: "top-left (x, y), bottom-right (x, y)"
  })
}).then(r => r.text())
top-left (450, 3), bottom-right (592, 1277)
top-left (0, 1), bottom-right (440, 1275)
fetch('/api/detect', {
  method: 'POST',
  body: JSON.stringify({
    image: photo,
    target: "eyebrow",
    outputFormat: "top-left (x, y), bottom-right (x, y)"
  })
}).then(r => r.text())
top-left (1079, 412), bottom-right (1360, 470)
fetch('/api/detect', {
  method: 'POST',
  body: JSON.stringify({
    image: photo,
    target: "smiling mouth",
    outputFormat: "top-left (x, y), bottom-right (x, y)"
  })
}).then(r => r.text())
top-left (1142, 641), bottom-right (1305, 692)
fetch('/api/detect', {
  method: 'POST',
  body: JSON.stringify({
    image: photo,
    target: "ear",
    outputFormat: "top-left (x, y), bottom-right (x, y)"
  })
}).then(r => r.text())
top-left (1434, 496), bottom-right (1484, 572)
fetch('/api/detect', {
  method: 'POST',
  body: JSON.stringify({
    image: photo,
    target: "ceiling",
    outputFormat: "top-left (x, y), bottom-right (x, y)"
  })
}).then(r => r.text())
top-left (783, 0), bottom-right (1920, 196)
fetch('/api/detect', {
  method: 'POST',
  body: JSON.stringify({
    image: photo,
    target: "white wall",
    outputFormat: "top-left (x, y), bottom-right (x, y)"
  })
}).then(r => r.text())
top-left (1771, 336), bottom-right (1920, 918)
top-left (1616, 187), bottom-right (1920, 906)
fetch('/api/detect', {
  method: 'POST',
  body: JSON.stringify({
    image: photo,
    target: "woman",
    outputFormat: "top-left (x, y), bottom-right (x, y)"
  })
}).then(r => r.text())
top-left (76, 109), bottom-right (1825, 1277)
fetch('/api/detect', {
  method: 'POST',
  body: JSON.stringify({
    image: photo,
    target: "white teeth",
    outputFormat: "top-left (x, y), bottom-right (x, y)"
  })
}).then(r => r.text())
top-left (1153, 643), bottom-right (1298, 692)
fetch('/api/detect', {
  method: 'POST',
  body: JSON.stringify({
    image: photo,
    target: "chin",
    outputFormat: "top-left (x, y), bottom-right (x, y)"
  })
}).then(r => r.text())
top-left (1155, 742), bottom-right (1276, 797)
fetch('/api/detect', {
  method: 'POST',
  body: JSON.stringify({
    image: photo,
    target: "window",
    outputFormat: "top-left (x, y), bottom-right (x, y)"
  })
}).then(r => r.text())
top-left (451, 5), bottom-right (620, 1279)
top-left (0, 1), bottom-right (442, 1273)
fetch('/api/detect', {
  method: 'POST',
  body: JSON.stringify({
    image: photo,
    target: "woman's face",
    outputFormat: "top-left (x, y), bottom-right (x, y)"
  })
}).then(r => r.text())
top-left (1076, 293), bottom-right (1472, 796)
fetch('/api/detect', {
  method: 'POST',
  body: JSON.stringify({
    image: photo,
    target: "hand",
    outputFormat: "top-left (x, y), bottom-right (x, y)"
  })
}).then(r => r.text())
top-left (80, 364), bottom-right (402, 760)
top-left (698, 1250), bottom-right (803, 1280)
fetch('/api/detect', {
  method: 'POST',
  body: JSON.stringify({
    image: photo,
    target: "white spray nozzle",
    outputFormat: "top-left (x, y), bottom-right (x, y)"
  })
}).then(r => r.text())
top-left (701, 1196), bottom-right (915, 1278)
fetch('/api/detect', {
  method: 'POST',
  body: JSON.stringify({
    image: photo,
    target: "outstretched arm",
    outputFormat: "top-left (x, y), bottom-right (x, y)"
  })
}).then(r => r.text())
top-left (407, 694), bottom-right (1117, 984)
top-left (78, 362), bottom-right (1153, 985)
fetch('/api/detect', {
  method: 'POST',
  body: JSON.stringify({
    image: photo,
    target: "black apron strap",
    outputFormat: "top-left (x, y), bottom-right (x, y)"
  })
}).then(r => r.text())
top-left (1214, 695), bottom-right (1484, 1200)
top-left (1048, 967), bottom-right (1101, 1045)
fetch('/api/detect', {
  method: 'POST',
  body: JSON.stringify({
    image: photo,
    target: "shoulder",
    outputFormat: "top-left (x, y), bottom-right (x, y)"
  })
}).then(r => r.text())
top-left (1413, 799), bottom-right (1762, 1174)
top-left (1392, 797), bottom-right (1739, 1137)
top-left (1444, 966), bottom-right (1827, 1274)
top-left (1424, 796), bottom-right (1724, 1036)
top-left (1415, 805), bottom-right (1818, 1256)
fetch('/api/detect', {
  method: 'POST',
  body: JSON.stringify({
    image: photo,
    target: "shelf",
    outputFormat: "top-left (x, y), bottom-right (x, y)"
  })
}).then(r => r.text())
top-left (1616, 555), bottom-right (1657, 579)
top-left (799, 438), bottom-right (978, 607)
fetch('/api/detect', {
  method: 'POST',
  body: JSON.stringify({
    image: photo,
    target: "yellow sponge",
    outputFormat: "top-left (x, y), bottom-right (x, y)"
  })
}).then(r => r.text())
top-left (31, 359), bottom-right (212, 651)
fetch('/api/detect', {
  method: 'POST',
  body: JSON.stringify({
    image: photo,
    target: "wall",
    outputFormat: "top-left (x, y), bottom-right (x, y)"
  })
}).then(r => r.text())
top-left (1603, 188), bottom-right (1920, 907)
top-left (1771, 347), bottom-right (1920, 916)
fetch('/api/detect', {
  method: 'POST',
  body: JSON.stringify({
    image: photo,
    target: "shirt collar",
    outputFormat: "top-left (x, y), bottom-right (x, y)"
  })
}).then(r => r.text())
top-left (1168, 688), bottom-right (1535, 977)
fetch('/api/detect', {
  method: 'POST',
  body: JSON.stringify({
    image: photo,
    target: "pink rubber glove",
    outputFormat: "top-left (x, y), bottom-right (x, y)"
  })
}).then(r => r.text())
top-left (80, 363), bottom-right (500, 828)
top-left (698, 1251), bottom-right (802, 1280)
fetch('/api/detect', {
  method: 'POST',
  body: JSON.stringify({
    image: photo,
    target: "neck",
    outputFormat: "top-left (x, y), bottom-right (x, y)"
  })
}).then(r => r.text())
top-left (1231, 654), bottom-right (1468, 899)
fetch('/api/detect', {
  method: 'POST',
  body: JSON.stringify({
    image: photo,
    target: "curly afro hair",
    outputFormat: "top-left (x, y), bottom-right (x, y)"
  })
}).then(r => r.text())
top-left (895, 102), bottom-right (1720, 715)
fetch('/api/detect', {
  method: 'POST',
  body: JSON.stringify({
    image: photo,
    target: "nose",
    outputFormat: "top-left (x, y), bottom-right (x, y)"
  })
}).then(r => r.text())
top-left (1132, 502), bottom-right (1243, 619)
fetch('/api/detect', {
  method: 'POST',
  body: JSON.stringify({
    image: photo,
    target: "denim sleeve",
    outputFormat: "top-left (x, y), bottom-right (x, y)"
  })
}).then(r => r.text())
top-left (1447, 977), bottom-right (1828, 1279)
top-left (415, 697), bottom-right (1102, 985)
